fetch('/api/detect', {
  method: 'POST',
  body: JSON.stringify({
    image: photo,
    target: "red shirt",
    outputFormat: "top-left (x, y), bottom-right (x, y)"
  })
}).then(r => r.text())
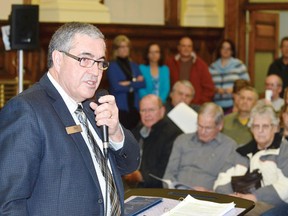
top-left (166, 54), bottom-right (215, 105)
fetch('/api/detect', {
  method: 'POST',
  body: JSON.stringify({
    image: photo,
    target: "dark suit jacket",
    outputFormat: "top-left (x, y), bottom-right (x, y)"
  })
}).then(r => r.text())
top-left (0, 73), bottom-right (140, 215)
top-left (132, 117), bottom-right (182, 188)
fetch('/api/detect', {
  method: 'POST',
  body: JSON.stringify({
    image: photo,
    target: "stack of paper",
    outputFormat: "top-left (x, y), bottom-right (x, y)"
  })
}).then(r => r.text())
top-left (162, 195), bottom-right (236, 216)
top-left (167, 102), bottom-right (198, 134)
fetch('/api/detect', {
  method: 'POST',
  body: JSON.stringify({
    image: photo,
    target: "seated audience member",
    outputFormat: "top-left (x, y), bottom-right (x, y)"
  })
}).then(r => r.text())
top-left (166, 36), bottom-right (214, 105)
top-left (261, 74), bottom-right (284, 112)
top-left (283, 86), bottom-right (288, 105)
top-left (163, 102), bottom-right (237, 191)
top-left (222, 86), bottom-right (258, 145)
top-left (232, 79), bottom-right (252, 113)
top-left (139, 42), bottom-right (170, 103)
top-left (214, 103), bottom-right (288, 216)
top-left (107, 34), bottom-right (145, 129)
top-left (165, 80), bottom-right (199, 114)
top-left (209, 39), bottom-right (250, 114)
top-left (125, 95), bottom-right (182, 188)
top-left (279, 104), bottom-right (288, 141)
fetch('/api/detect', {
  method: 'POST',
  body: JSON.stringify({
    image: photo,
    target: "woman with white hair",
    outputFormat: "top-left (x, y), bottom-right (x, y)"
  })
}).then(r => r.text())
top-left (214, 102), bottom-right (288, 215)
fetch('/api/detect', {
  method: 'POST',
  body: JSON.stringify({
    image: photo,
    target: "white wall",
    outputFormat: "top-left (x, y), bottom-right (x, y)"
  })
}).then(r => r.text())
top-left (104, 0), bottom-right (164, 25)
top-left (1, 0), bottom-right (226, 27)
top-left (0, 0), bottom-right (22, 20)
top-left (279, 12), bottom-right (288, 44)
top-left (181, 0), bottom-right (224, 27)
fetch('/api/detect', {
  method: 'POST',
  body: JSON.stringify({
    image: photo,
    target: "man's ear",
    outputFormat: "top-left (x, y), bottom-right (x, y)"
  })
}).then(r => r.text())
top-left (217, 121), bottom-right (224, 131)
top-left (52, 50), bottom-right (63, 72)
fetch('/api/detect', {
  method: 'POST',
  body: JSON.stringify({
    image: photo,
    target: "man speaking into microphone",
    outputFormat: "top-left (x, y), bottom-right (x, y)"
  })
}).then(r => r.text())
top-left (0, 22), bottom-right (140, 216)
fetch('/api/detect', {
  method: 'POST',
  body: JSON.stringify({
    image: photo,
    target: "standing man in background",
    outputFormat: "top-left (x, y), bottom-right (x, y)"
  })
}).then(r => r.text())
top-left (166, 36), bottom-right (215, 105)
top-left (0, 22), bottom-right (140, 216)
top-left (267, 36), bottom-right (288, 97)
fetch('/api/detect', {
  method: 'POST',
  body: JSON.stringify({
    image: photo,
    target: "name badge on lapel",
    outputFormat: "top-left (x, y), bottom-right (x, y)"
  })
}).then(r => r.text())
top-left (66, 125), bottom-right (82, 134)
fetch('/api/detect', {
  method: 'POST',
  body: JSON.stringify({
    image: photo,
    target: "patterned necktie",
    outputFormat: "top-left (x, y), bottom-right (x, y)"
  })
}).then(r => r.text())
top-left (75, 105), bottom-right (121, 216)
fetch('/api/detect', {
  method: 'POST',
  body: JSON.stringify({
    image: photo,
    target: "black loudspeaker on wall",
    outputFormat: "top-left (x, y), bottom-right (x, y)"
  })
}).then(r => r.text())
top-left (10, 4), bottom-right (39, 50)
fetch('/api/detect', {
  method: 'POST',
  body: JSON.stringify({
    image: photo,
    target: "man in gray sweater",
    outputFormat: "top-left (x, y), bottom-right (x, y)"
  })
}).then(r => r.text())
top-left (163, 102), bottom-right (237, 191)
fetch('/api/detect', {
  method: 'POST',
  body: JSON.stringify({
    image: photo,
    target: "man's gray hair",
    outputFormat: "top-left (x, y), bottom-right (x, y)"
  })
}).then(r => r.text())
top-left (47, 22), bottom-right (105, 69)
top-left (172, 80), bottom-right (195, 96)
top-left (198, 102), bottom-right (224, 125)
top-left (248, 101), bottom-right (279, 127)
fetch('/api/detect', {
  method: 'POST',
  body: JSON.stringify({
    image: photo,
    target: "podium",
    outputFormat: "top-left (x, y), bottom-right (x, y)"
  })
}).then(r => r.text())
top-left (125, 188), bottom-right (255, 216)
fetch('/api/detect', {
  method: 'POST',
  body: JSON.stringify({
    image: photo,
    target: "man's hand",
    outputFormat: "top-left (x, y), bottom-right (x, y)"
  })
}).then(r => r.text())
top-left (90, 94), bottom-right (123, 142)
top-left (136, 75), bottom-right (144, 82)
top-left (119, 81), bottom-right (131, 86)
top-left (193, 186), bottom-right (212, 192)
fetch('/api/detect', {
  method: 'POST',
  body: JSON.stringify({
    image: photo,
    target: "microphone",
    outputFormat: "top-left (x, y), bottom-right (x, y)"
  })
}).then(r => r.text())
top-left (95, 89), bottom-right (109, 158)
top-left (95, 89), bottom-right (110, 216)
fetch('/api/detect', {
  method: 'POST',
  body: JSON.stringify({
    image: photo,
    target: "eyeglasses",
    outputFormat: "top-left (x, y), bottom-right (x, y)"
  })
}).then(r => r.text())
top-left (139, 107), bottom-right (160, 114)
top-left (59, 51), bottom-right (109, 70)
top-left (174, 90), bottom-right (193, 98)
top-left (197, 124), bottom-right (217, 132)
top-left (265, 83), bottom-right (281, 88)
top-left (251, 124), bottom-right (274, 131)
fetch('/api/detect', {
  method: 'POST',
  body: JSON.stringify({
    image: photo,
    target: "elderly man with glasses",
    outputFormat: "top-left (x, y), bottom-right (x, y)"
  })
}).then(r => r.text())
top-left (124, 94), bottom-right (182, 188)
top-left (163, 102), bottom-right (237, 191)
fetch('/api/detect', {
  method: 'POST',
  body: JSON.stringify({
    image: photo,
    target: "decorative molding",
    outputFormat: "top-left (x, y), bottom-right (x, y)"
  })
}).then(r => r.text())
top-left (180, 0), bottom-right (224, 27)
top-left (244, 3), bottom-right (288, 11)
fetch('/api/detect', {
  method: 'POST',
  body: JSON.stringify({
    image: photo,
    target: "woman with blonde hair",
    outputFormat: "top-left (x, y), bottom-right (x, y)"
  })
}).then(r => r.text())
top-left (107, 35), bottom-right (145, 129)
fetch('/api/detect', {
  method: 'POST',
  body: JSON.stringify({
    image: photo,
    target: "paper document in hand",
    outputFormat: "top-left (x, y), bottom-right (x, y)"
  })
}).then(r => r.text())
top-left (162, 195), bottom-right (236, 216)
top-left (167, 102), bottom-right (198, 134)
top-left (149, 173), bottom-right (192, 189)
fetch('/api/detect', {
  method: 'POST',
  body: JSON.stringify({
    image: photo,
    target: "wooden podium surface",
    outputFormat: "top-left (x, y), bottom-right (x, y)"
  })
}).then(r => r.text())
top-left (125, 188), bottom-right (255, 216)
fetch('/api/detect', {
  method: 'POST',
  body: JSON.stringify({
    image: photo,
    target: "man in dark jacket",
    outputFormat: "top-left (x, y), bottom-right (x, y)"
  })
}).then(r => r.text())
top-left (267, 36), bottom-right (288, 97)
top-left (126, 94), bottom-right (182, 188)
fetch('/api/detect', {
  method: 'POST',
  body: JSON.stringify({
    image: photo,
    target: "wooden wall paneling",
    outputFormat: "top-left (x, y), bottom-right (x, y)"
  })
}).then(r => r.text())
top-left (248, 11), bottom-right (279, 86)
top-left (165, 0), bottom-right (180, 26)
top-left (244, 3), bottom-right (288, 11)
top-left (224, 0), bottom-right (247, 62)
top-left (237, 0), bottom-right (247, 63)
top-left (0, 21), bottom-right (224, 88)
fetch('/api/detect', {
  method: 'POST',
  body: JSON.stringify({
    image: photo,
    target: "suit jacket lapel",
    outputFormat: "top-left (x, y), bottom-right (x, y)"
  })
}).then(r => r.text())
top-left (39, 74), bottom-right (101, 187)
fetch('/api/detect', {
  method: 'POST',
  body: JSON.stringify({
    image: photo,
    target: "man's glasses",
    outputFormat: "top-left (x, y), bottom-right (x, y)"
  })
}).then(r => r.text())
top-left (197, 124), bottom-right (217, 132)
top-left (251, 124), bottom-right (273, 131)
top-left (59, 51), bottom-right (109, 70)
top-left (139, 107), bottom-right (161, 114)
